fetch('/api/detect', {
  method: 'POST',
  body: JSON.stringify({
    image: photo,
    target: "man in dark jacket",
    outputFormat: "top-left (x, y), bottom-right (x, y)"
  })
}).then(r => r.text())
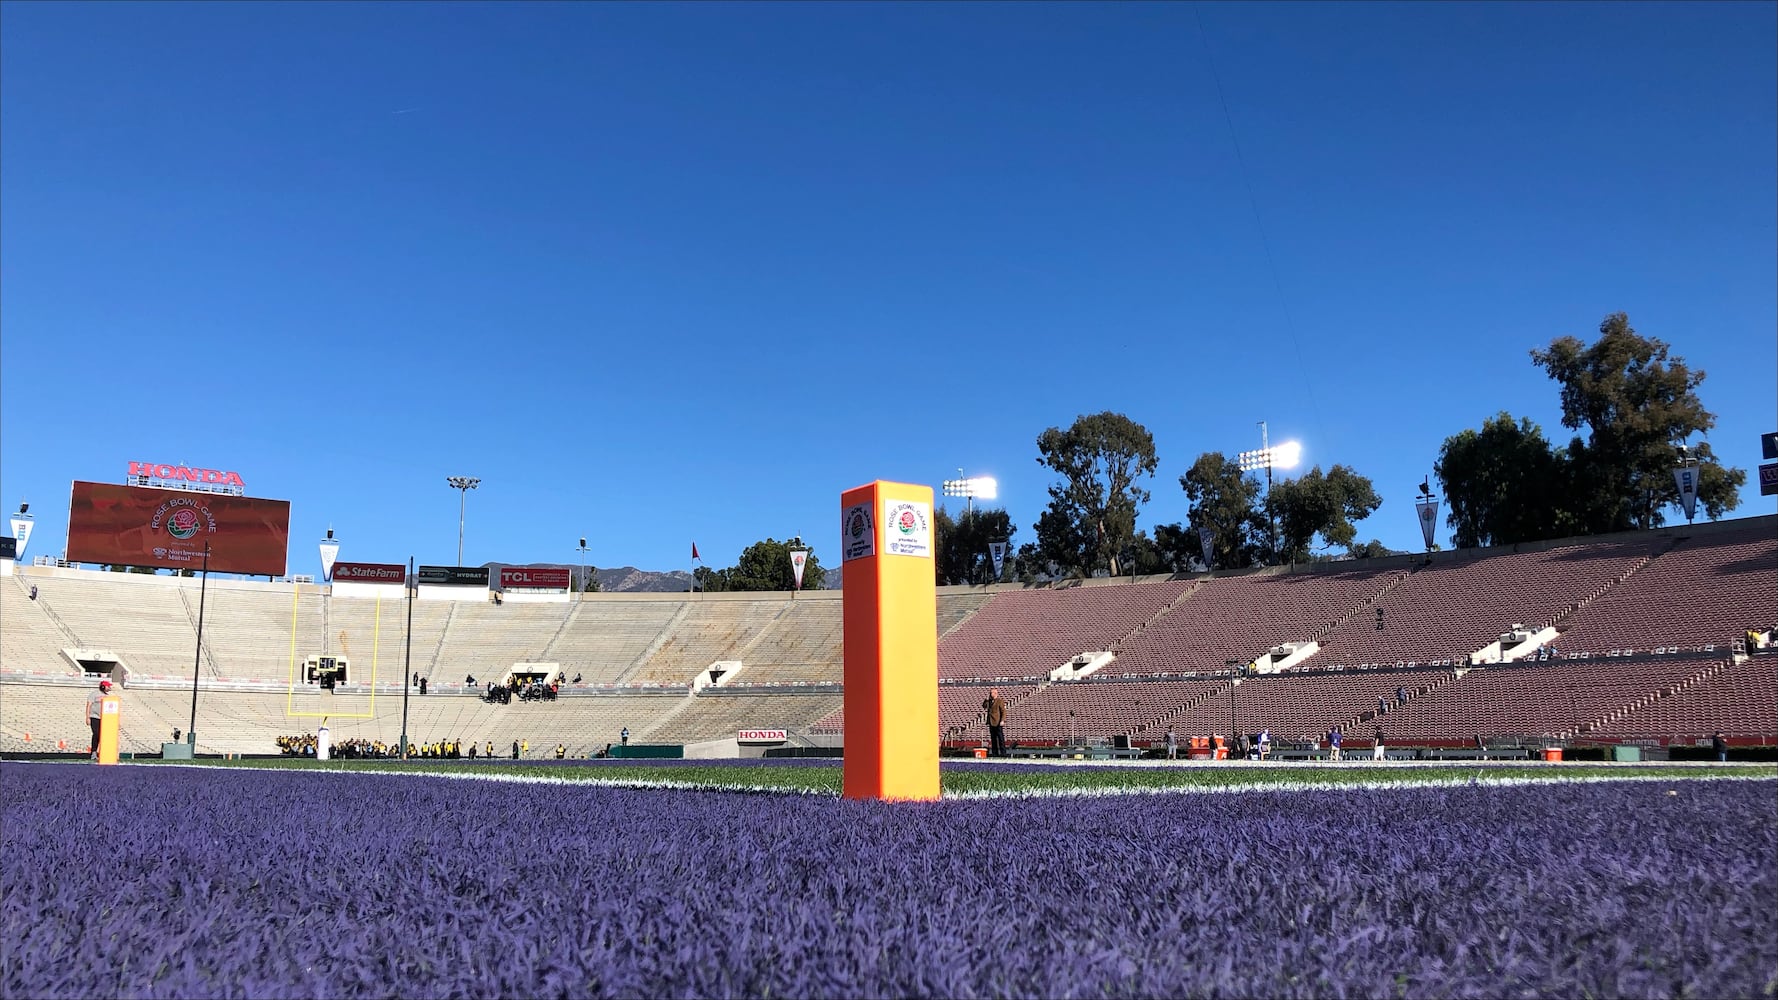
top-left (983, 688), bottom-right (1007, 758)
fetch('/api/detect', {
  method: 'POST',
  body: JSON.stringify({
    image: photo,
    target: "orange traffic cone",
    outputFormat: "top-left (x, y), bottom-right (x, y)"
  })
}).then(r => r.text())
top-left (57, 739), bottom-right (67, 750)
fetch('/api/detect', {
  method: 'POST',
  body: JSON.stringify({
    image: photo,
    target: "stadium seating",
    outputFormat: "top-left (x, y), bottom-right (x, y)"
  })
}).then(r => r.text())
top-left (1165, 668), bottom-right (1455, 744)
top-left (626, 598), bottom-right (790, 686)
top-left (1, 578), bottom-right (74, 672)
top-left (1105, 567), bottom-right (1404, 676)
top-left (4, 516), bottom-right (1773, 753)
top-left (1586, 656), bottom-right (1778, 742)
top-left (1549, 529), bottom-right (1777, 656)
top-left (1371, 657), bottom-right (1722, 741)
top-left (1000, 678), bottom-right (1227, 743)
top-left (1314, 542), bottom-right (1654, 669)
top-left (937, 580), bottom-right (1191, 681)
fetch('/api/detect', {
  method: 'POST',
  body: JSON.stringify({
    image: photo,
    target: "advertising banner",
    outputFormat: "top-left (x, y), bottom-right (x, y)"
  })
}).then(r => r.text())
top-left (499, 567), bottom-right (571, 590)
top-left (67, 481), bottom-right (290, 576)
top-left (737, 729), bottom-right (788, 743)
top-left (1760, 462), bottom-right (1778, 497)
top-left (988, 540), bottom-right (1007, 580)
top-left (8, 517), bottom-right (32, 558)
top-left (0, 537), bottom-right (14, 560)
top-left (789, 549), bottom-right (808, 590)
top-left (332, 562), bottom-right (407, 584)
top-left (1415, 498), bottom-right (1440, 552)
top-left (417, 565), bottom-right (490, 587)
top-left (1672, 467), bottom-right (1700, 521)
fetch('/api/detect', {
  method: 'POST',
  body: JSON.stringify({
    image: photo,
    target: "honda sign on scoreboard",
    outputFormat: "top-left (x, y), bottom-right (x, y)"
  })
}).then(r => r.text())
top-left (499, 567), bottom-right (571, 590)
top-left (66, 481), bottom-right (291, 576)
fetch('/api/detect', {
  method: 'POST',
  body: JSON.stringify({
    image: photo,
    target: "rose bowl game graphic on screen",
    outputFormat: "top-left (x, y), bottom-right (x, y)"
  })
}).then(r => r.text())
top-left (66, 481), bottom-right (292, 576)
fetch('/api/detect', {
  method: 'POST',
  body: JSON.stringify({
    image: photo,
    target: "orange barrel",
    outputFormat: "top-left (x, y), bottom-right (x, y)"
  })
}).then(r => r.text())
top-left (973, 747), bottom-right (987, 759)
top-left (1543, 747), bottom-right (1563, 762)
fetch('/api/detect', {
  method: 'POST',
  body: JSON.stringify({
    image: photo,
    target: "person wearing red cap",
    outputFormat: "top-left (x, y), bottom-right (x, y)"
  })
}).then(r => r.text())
top-left (85, 680), bottom-right (111, 760)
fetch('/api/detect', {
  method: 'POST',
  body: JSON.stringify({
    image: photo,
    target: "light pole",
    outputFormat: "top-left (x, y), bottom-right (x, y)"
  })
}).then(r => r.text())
top-left (400, 557), bottom-right (414, 759)
top-left (1237, 422), bottom-right (1301, 565)
top-left (575, 537), bottom-right (590, 601)
top-left (1225, 658), bottom-right (1244, 752)
top-left (187, 542), bottom-right (211, 750)
top-left (446, 477), bottom-right (481, 565)
top-left (942, 472), bottom-right (998, 583)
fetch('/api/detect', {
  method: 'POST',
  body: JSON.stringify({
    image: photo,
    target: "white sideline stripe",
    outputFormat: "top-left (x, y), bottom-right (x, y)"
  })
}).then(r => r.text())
top-left (87, 761), bottom-right (1778, 800)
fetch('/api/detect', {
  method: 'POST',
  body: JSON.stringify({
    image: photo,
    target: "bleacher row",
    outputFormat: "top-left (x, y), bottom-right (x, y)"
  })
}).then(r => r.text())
top-left (2, 517), bottom-right (1773, 754)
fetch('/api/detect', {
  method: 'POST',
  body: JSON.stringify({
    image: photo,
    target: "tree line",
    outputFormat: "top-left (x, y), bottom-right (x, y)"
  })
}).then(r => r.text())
top-left (934, 313), bottom-right (1746, 584)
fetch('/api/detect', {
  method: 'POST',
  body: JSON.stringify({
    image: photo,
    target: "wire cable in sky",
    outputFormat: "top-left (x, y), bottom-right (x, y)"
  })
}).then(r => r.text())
top-left (1191, 2), bottom-right (1328, 452)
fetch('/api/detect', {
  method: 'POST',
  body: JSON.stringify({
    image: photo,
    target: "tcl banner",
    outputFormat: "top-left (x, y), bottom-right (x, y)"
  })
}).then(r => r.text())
top-left (417, 565), bottom-right (490, 587)
top-left (500, 567), bottom-right (571, 590)
top-left (67, 482), bottom-right (290, 576)
top-left (0, 537), bottom-right (15, 561)
top-left (332, 562), bottom-right (407, 584)
top-left (738, 729), bottom-right (789, 743)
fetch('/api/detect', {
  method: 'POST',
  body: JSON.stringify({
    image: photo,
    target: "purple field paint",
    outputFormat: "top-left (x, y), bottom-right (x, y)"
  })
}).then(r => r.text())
top-left (2, 762), bottom-right (1772, 999)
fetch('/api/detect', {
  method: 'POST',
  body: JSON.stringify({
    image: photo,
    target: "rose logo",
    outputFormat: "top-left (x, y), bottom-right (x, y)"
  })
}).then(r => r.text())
top-left (166, 509), bottom-right (201, 540)
top-left (897, 510), bottom-right (918, 534)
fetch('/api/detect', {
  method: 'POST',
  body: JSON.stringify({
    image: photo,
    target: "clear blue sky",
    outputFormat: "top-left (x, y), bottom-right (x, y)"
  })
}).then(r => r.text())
top-left (3, 1), bottom-right (1774, 578)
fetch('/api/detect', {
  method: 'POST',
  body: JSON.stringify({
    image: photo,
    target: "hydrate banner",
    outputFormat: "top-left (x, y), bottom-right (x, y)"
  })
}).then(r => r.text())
top-left (417, 565), bottom-right (490, 587)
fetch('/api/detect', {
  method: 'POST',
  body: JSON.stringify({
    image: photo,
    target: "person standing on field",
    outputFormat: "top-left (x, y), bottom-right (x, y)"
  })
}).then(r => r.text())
top-left (84, 679), bottom-right (112, 760)
top-left (983, 688), bottom-right (1007, 758)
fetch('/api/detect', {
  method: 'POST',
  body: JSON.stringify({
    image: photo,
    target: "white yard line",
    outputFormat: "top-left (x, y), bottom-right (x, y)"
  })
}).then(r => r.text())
top-left (50, 758), bottom-right (1776, 800)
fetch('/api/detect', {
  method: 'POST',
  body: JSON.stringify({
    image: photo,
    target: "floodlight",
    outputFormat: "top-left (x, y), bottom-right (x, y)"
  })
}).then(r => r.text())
top-left (1272, 441), bottom-right (1302, 470)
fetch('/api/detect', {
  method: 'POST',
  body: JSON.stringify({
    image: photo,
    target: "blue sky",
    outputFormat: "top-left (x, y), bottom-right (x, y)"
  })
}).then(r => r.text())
top-left (2, 1), bottom-right (1774, 578)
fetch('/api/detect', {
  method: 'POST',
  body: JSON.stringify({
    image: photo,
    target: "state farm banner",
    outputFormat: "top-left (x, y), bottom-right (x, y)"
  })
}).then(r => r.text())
top-left (67, 481), bottom-right (290, 577)
top-left (500, 567), bottom-right (570, 590)
top-left (417, 565), bottom-right (489, 587)
top-left (332, 562), bottom-right (407, 584)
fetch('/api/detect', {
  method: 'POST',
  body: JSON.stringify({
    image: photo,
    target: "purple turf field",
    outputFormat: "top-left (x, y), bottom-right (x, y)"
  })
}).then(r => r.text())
top-left (3, 762), bottom-right (1772, 999)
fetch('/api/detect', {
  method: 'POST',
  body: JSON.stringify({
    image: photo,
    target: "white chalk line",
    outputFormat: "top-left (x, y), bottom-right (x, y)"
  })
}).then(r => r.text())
top-left (16, 759), bottom-right (1772, 801)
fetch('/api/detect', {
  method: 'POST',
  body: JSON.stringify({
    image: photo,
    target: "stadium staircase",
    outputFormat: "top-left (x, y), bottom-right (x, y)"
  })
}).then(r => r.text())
top-left (421, 603), bottom-right (458, 686)
top-left (613, 602), bottom-right (695, 685)
top-left (175, 588), bottom-right (223, 680)
top-left (1132, 679), bottom-right (1234, 736)
top-left (9, 577), bottom-right (84, 655)
top-left (1572, 655), bottom-right (1731, 738)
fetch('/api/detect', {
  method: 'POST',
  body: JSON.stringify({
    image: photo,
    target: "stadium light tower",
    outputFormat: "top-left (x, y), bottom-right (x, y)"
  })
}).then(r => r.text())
top-left (1237, 422), bottom-right (1301, 565)
top-left (942, 471), bottom-right (998, 517)
top-left (576, 537), bottom-right (590, 601)
top-left (446, 477), bottom-right (481, 565)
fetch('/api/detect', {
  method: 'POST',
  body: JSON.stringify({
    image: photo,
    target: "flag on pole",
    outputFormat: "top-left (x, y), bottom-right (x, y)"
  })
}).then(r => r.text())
top-left (692, 542), bottom-right (700, 561)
